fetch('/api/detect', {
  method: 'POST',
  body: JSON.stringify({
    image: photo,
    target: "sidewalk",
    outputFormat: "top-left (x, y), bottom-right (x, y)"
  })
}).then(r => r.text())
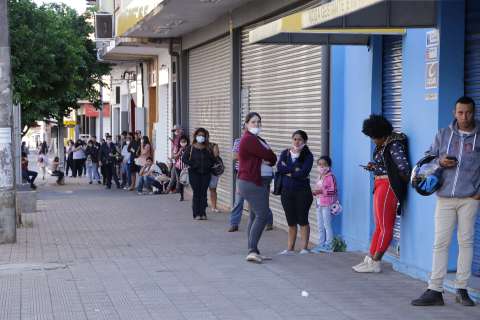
top-left (1, 175), bottom-right (479, 320)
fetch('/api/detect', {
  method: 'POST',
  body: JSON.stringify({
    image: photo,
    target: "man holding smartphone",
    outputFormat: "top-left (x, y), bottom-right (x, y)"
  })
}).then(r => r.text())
top-left (412, 96), bottom-right (480, 307)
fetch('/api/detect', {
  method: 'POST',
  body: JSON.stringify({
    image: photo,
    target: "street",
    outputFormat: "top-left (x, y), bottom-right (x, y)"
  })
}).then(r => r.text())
top-left (0, 175), bottom-right (478, 320)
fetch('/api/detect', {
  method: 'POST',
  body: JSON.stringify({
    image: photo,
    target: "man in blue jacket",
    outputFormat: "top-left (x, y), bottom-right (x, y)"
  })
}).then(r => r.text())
top-left (412, 96), bottom-right (480, 307)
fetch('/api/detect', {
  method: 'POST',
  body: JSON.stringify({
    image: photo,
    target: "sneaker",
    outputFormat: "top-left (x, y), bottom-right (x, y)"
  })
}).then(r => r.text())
top-left (123, 187), bottom-right (129, 190)
top-left (97, 181), bottom-right (102, 184)
top-left (311, 244), bottom-right (325, 254)
top-left (278, 250), bottom-right (296, 256)
top-left (212, 208), bottom-right (220, 213)
top-left (228, 225), bottom-right (239, 232)
top-left (246, 252), bottom-right (262, 264)
top-left (265, 224), bottom-right (273, 231)
top-left (89, 181), bottom-right (93, 184)
top-left (456, 289), bottom-right (475, 306)
top-left (259, 255), bottom-right (272, 261)
top-left (411, 289), bottom-right (445, 306)
top-left (352, 256), bottom-right (371, 272)
top-left (137, 192), bottom-right (143, 195)
top-left (354, 259), bottom-right (381, 273)
top-left (299, 249), bottom-right (310, 255)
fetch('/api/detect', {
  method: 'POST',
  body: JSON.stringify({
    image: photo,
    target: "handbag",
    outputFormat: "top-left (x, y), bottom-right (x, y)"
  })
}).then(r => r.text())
top-left (211, 156), bottom-right (225, 176)
top-left (179, 146), bottom-right (193, 186)
top-left (272, 171), bottom-right (283, 196)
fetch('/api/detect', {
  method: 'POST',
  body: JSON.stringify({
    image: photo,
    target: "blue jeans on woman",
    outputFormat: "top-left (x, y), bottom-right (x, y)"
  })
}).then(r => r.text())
top-left (87, 162), bottom-right (100, 183)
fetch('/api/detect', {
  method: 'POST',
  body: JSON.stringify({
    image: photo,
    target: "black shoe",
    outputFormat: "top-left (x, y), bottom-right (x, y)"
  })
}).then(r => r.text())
top-left (228, 225), bottom-right (239, 232)
top-left (97, 181), bottom-right (101, 184)
top-left (179, 197), bottom-right (184, 201)
top-left (411, 289), bottom-right (444, 306)
top-left (105, 185), bottom-right (111, 189)
top-left (89, 181), bottom-right (93, 184)
top-left (456, 289), bottom-right (475, 306)
top-left (30, 184), bottom-right (37, 190)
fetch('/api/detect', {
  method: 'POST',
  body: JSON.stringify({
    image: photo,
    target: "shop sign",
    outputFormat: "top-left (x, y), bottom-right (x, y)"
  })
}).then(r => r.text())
top-left (302, 0), bottom-right (383, 29)
top-left (63, 120), bottom-right (76, 126)
top-left (425, 61), bottom-right (439, 90)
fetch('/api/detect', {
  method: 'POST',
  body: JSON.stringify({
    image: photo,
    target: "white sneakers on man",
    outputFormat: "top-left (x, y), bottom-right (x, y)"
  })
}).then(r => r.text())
top-left (352, 256), bottom-right (382, 273)
top-left (246, 252), bottom-right (263, 263)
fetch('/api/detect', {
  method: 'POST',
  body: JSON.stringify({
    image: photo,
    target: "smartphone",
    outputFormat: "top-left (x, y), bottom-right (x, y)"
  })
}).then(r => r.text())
top-left (446, 156), bottom-right (458, 162)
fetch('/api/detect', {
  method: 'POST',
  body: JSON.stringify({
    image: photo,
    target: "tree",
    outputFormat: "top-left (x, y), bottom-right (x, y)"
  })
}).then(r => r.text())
top-left (8, 0), bottom-right (110, 135)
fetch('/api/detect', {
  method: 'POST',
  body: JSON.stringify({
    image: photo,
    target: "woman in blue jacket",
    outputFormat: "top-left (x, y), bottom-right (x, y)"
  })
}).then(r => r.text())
top-left (277, 130), bottom-right (314, 255)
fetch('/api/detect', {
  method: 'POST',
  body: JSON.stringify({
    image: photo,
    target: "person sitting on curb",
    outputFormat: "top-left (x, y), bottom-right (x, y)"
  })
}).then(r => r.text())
top-left (50, 156), bottom-right (65, 185)
top-left (412, 96), bottom-right (480, 307)
top-left (21, 152), bottom-right (37, 189)
top-left (137, 157), bottom-right (165, 195)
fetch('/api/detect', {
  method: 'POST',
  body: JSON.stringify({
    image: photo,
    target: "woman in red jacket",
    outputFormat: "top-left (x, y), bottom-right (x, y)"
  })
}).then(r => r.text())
top-left (238, 112), bottom-right (277, 263)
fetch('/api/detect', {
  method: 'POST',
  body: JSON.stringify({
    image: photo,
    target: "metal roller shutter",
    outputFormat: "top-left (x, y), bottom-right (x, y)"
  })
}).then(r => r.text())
top-left (241, 26), bottom-right (328, 239)
top-left (382, 35), bottom-right (403, 257)
top-left (465, 0), bottom-right (480, 276)
top-left (188, 36), bottom-right (233, 209)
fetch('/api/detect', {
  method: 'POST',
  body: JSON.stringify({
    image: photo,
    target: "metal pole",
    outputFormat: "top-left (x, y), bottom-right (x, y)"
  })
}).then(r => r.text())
top-left (58, 118), bottom-right (65, 172)
top-left (99, 82), bottom-right (104, 139)
top-left (0, 0), bottom-right (17, 243)
top-left (13, 104), bottom-right (21, 185)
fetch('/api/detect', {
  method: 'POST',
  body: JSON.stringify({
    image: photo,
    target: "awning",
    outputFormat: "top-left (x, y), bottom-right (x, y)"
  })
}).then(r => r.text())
top-left (116, 0), bottom-right (166, 36)
top-left (248, 10), bottom-right (405, 46)
top-left (302, 0), bottom-right (436, 30)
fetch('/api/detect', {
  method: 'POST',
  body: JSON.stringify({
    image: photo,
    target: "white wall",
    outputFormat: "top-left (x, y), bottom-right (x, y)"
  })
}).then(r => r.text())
top-left (154, 51), bottom-right (172, 163)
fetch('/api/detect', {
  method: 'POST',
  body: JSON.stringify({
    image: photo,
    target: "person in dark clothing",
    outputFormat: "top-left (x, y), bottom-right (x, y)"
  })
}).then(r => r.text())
top-left (85, 140), bottom-right (101, 184)
top-left (100, 136), bottom-right (121, 189)
top-left (353, 115), bottom-right (410, 273)
top-left (21, 152), bottom-right (37, 189)
top-left (182, 128), bottom-right (215, 220)
top-left (66, 140), bottom-right (74, 176)
top-left (277, 130), bottom-right (314, 255)
top-left (172, 135), bottom-right (189, 201)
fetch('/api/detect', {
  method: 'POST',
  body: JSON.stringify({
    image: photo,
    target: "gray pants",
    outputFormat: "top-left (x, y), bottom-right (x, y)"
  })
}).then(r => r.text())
top-left (238, 179), bottom-right (270, 254)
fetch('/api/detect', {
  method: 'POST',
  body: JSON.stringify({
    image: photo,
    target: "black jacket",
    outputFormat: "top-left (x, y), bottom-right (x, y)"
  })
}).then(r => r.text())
top-left (182, 145), bottom-right (214, 175)
top-left (85, 145), bottom-right (100, 163)
top-left (381, 132), bottom-right (410, 214)
top-left (100, 142), bottom-right (118, 165)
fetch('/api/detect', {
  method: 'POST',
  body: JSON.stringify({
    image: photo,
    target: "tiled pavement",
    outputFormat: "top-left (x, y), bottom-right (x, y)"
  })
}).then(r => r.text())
top-left (1, 175), bottom-right (479, 320)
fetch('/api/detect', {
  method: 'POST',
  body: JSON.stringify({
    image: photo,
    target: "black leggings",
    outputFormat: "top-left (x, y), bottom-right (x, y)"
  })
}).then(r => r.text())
top-left (175, 168), bottom-right (184, 198)
top-left (189, 171), bottom-right (211, 218)
top-left (73, 159), bottom-right (85, 177)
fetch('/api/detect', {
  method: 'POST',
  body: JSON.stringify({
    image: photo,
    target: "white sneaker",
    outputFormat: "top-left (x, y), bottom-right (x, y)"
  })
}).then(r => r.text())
top-left (246, 252), bottom-right (262, 263)
top-left (299, 249), bottom-right (310, 255)
top-left (278, 250), bottom-right (296, 256)
top-left (352, 256), bottom-right (371, 272)
top-left (354, 259), bottom-right (382, 273)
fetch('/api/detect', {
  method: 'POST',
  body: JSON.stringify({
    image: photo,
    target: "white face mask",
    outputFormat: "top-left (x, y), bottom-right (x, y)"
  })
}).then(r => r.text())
top-left (126, 141), bottom-right (131, 145)
top-left (196, 136), bottom-right (205, 144)
top-left (248, 127), bottom-right (261, 135)
top-left (180, 142), bottom-right (187, 147)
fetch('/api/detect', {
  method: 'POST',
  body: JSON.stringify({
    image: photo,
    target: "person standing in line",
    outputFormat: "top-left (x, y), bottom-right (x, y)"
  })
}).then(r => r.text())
top-left (72, 140), bottom-right (86, 178)
top-left (208, 140), bottom-right (221, 212)
top-left (65, 140), bottom-right (74, 177)
top-left (21, 152), bottom-right (37, 189)
top-left (121, 134), bottom-right (133, 189)
top-left (238, 112), bottom-right (277, 263)
top-left (412, 96), bottom-right (480, 307)
top-left (167, 125), bottom-right (184, 193)
top-left (90, 136), bottom-right (102, 180)
top-left (85, 139), bottom-right (101, 184)
top-left (311, 156), bottom-right (338, 253)
top-left (21, 141), bottom-right (29, 156)
top-left (100, 135), bottom-right (121, 189)
top-left (352, 115), bottom-right (410, 273)
top-left (172, 135), bottom-right (189, 201)
top-left (128, 130), bottom-right (142, 191)
top-left (277, 130), bottom-right (314, 255)
top-left (182, 128), bottom-right (214, 220)
top-left (37, 141), bottom-right (48, 180)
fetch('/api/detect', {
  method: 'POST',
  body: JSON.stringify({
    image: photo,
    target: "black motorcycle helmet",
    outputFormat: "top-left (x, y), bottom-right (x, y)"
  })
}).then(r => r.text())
top-left (410, 155), bottom-right (443, 196)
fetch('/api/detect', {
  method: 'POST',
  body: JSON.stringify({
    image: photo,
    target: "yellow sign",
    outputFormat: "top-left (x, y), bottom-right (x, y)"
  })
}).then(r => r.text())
top-left (63, 120), bottom-right (76, 126)
top-left (302, 0), bottom-right (384, 29)
top-left (249, 10), bottom-right (404, 45)
top-left (116, 0), bottom-right (165, 36)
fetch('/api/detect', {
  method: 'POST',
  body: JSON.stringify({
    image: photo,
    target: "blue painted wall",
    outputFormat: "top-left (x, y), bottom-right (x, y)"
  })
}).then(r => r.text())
top-left (332, 0), bottom-right (468, 283)
top-left (331, 45), bottom-right (375, 252)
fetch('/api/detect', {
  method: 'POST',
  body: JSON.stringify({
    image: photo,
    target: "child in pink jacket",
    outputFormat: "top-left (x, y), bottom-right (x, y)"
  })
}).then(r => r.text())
top-left (312, 156), bottom-right (338, 253)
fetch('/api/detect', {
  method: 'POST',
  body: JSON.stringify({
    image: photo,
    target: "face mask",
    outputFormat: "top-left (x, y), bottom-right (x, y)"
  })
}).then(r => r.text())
top-left (196, 136), bottom-right (205, 144)
top-left (106, 140), bottom-right (112, 144)
top-left (180, 142), bottom-right (187, 147)
top-left (248, 127), bottom-right (261, 135)
top-left (319, 167), bottom-right (330, 175)
top-left (126, 140), bottom-right (131, 145)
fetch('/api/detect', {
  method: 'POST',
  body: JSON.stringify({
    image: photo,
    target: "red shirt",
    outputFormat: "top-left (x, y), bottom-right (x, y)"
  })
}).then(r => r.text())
top-left (238, 131), bottom-right (277, 186)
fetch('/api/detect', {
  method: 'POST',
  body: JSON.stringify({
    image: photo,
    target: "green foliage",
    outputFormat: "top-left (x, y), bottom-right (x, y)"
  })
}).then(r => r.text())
top-left (332, 236), bottom-right (347, 252)
top-left (8, 0), bottom-right (110, 133)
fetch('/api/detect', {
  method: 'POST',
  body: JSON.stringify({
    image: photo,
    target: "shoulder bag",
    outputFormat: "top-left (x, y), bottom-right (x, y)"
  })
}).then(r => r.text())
top-left (179, 146), bottom-right (193, 185)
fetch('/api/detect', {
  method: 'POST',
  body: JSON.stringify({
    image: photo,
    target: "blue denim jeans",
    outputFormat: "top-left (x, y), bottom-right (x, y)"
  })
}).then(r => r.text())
top-left (87, 162), bottom-right (100, 182)
top-left (122, 162), bottom-right (132, 187)
top-left (137, 176), bottom-right (152, 192)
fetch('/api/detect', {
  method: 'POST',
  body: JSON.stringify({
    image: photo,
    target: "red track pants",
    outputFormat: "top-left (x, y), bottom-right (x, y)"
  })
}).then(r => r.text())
top-left (370, 178), bottom-right (398, 257)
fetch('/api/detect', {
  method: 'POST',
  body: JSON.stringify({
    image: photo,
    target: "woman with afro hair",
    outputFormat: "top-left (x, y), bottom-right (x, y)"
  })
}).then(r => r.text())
top-left (352, 115), bottom-right (411, 273)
